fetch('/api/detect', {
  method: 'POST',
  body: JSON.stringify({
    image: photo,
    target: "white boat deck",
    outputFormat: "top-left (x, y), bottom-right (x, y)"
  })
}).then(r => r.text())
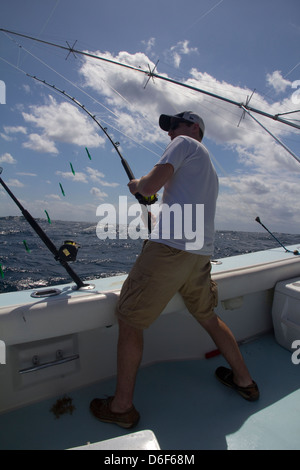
top-left (0, 333), bottom-right (299, 450)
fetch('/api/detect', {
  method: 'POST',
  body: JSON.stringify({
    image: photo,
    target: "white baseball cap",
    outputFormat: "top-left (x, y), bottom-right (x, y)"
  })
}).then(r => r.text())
top-left (159, 111), bottom-right (205, 137)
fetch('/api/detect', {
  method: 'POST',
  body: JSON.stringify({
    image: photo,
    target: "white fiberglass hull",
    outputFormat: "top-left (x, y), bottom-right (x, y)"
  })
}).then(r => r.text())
top-left (1, 245), bottom-right (300, 416)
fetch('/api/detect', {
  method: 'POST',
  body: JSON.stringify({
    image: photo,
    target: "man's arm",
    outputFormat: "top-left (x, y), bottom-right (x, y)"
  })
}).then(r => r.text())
top-left (128, 163), bottom-right (174, 197)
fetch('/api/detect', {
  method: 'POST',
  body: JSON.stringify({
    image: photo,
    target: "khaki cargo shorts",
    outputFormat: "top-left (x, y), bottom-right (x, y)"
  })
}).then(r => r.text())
top-left (116, 240), bottom-right (218, 329)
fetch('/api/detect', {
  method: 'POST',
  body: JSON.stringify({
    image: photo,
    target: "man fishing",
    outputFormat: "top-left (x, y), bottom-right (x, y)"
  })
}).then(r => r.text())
top-left (90, 111), bottom-right (259, 428)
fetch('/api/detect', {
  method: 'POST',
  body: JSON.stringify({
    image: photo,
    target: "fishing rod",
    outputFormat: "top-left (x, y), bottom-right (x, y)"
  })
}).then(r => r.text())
top-left (255, 216), bottom-right (299, 255)
top-left (27, 74), bottom-right (157, 233)
top-left (0, 167), bottom-right (93, 290)
top-left (1, 28), bottom-right (300, 131)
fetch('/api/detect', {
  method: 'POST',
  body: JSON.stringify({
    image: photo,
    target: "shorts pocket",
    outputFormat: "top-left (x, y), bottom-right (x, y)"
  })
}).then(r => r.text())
top-left (118, 271), bottom-right (150, 314)
top-left (210, 279), bottom-right (218, 308)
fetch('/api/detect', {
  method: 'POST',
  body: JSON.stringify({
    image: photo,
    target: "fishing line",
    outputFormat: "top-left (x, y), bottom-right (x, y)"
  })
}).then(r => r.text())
top-left (1, 28), bottom-right (299, 131)
top-left (3, 26), bottom-right (160, 143)
top-left (255, 217), bottom-right (299, 255)
top-left (27, 74), bottom-right (157, 233)
top-left (0, 167), bottom-right (93, 290)
top-left (2, 27), bottom-right (299, 181)
top-left (241, 106), bottom-right (300, 165)
top-left (95, 73), bottom-right (165, 153)
top-left (0, 51), bottom-right (157, 233)
top-left (2, 30), bottom-right (120, 119)
top-left (1, 32), bottom-right (162, 158)
top-left (2, 29), bottom-right (299, 233)
top-left (184, 0), bottom-right (224, 33)
top-left (37, 0), bottom-right (61, 38)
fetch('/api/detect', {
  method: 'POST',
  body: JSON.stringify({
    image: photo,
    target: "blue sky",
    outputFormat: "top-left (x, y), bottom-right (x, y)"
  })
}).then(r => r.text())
top-left (0, 0), bottom-right (299, 233)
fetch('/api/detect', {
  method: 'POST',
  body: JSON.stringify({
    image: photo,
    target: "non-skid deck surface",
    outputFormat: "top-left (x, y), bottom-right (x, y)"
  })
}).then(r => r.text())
top-left (0, 334), bottom-right (299, 450)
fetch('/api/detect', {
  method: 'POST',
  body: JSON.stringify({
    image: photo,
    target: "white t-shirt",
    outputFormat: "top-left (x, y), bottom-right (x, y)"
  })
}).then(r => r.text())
top-left (150, 136), bottom-right (219, 255)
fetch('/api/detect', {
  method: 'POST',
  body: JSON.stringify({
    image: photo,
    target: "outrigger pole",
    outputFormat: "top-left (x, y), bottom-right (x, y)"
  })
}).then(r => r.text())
top-left (1, 27), bottom-right (300, 131)
top-left (241, 106), bottom-right (300, 165)
top-left (0, 168), bottom-right (92, 290)
top-left (27, 74), bottom-right (157, 233)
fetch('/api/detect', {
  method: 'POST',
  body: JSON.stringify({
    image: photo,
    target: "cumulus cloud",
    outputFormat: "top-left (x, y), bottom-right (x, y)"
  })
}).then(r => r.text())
top-left (86, 167), bottom-right (119, 187)
top-left (0, 152), bottom-right (16, 164)
top-left (56, 166), bottom-right (119, 191)
top-left (3, 126), bottom-right (27, 134)
top-left (23, 133), bottom-right (58, 154)
top-left (56, 170), bottom-right (88, 183)
top-left (142, 37), bottom-right (156, 54)
top-left (22, 96), bottom-right (106, 153)
top-left (90, 186), bottom-right (108, 200)
top-left (78, 49), bottom-right (300, 232)
top-left (79, 50), bottom-right (297, 155)
top-left (6, 178), bottom-right (24, 188)
top-left (1, 126), bottom-right (27, 142)
top-left (266, 70), bottom-right (292, 94)
top-left (168, 40), bottom-right (198, 68)
top-left (216, 172), bottom-right (300, 232)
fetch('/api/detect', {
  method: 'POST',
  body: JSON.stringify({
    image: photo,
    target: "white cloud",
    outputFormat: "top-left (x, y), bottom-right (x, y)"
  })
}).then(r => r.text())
top-left (3, 126), bottom-right (27, 134)
top-left (7, 178), bottom-right (24, 188)
top-left (142, 37), bottom-right (156, 54)
top-left (0, 152), bottom-right (16, 164)
top-left (90, 186), bottom-right (108, 200)
top-left (22, 96), bottom-right (106, 153)
top-left (23, 133), bottom-right (58, 154)
top-left (78, 50), bottom-right (300, 232)
top-left (25, 197), bottom-right (99, 222)
top-left (86, 166), bottom-right (105, 182)
top-left (45, 194), bottom-right (61, 201)
top-left (0, 133), bottom-right (13, 142)
top-left (169, 40), bottom-right (198, 68)
top-left (56, 170), bottom-right (89, 183)
top-left (266, 70), bottom-right (292, 94)
top-left (216, 172), bottom-right (300, 233)
top-left (79, 51), bottom-right (297, 157)
top-left (16, 172), bottom-right (37, 177)
top-left (1, 126), bottom-right (27, 142)
top-left (86, 166), bottom-right (119, 187)
top-left (55, 166), bottom-right (119, 191)
top-left (22, 84), bottom-right (31, 94)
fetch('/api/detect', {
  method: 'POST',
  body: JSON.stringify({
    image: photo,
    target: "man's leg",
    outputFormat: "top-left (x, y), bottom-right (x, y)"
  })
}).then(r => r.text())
top-left (110, 318), bottom-right (144, 413)
top-left (200, 314), bottom-right (253, 387)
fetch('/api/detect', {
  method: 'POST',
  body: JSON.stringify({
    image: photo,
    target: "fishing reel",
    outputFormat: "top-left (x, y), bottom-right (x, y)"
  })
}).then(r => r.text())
top-left (135, 192), bottom-right (158, 206)
top-left (58, 240), bottom-right (80, 262)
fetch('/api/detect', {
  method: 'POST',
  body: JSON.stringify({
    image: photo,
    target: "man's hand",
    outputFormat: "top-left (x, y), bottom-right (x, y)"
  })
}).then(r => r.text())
top-left (128, 179), bottom-right (140, 195)
top-left (127, 164), bottom-right (174, 197)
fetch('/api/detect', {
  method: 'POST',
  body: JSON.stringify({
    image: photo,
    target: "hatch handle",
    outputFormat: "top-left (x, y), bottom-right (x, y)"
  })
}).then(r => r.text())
top-left (19, 350), bottom-right (79, 374)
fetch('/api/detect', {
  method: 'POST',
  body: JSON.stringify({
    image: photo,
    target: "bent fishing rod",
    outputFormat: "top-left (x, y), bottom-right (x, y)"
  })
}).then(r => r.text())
top-left (1, 27), bottom-right (300, 131)
top-left (0, 167), bottom-right (92, 290)
top-left (255, 216), bottom-right (299, 255)
top-left (27, 74), bottom-right (157, 233)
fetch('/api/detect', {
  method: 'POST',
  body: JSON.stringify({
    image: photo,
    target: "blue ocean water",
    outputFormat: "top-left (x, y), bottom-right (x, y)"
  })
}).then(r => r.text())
top-left (0, 216), bottom-right (299, 294)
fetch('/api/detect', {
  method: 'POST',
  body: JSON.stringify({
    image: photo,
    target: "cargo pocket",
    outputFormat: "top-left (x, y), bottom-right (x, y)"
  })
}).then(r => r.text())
top-left (118, 270), bottom-right (151, 314)
top-left (210, 279), bottom-right (218, 309)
